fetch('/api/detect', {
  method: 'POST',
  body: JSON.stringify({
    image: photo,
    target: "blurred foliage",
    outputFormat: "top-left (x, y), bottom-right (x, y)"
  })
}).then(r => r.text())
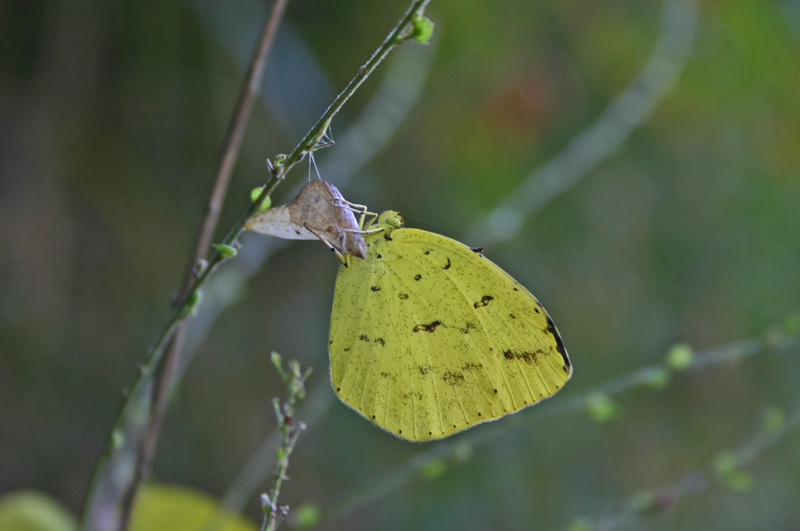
top-left (130, 484), bottom-right (257, 531)
top-left (0, 490), bottom-right (75, 531)
top-left (0, 486), bottom-right (257, 531)
top-left (1, 0), bottom-right (800, 530)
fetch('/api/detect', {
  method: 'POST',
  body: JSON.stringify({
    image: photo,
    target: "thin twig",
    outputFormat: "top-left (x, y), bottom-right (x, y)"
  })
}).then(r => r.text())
top-left (136, 0), bottom-right (291, 501)
top-left (315, 324), bottom-right (800, 528)
top-left (573, 398), bottom-right (800, 531)
top-left (260, 354), bottom-right (311, 531)
top-left (316, 40), bottom-right (437, 188)
top-left (222, 379), bottom-right (335, 513)
top-left (81, 1), bottom-right (290, 528)
top-left (251, 0), bottom-right (432, 203)
top-left (78, 3), bottom-right (432, 530)
top-left (211, 48), bottom-right (439, 513)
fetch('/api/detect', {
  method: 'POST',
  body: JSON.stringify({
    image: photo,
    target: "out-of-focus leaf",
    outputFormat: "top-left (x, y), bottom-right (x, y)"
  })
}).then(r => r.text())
top-left (0, 490), bottom-right (76, 531)
top-left (129, 484), bottom-right (257, 531)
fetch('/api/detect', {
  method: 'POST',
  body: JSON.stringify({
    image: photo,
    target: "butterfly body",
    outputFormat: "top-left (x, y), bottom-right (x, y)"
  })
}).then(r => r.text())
top-left (329, 211), bottom-right (571, 441)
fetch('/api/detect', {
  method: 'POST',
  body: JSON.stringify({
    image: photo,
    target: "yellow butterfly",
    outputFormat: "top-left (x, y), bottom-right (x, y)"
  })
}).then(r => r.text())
top-left (329, 210), bottom-right (572, 441)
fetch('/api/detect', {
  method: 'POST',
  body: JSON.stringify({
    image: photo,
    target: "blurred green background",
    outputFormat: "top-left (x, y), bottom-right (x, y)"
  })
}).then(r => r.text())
top-left (2, 0), bottom-right (800, 529)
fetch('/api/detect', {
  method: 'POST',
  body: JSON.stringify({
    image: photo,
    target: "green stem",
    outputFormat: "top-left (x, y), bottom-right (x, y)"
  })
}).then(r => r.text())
top-left (78, 1), bottom-right (432, 528)
top-left (261, 357), bottom-right (309, 531)
top-left (317, 328), bottom-right (800, 527)
top-left (248, 0), bottom-right (431, 219)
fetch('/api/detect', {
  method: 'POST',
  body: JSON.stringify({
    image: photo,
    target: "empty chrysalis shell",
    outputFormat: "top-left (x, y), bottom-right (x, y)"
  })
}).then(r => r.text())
top-left (246, 179), bottom-right (367, 260)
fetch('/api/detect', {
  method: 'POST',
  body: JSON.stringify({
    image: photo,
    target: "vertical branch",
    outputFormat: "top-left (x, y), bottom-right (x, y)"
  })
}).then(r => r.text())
top-left (129, 0), bottom-right (291, 523)
top-left (259, 353), bottom-right (310, 531)
top-left (79, 2), bottom-right (433, 529)
top-left (80, 2), bottom-right (290, 530)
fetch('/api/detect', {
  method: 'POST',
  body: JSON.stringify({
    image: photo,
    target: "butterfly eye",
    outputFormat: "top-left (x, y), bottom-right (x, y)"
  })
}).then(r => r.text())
top-left (384, 213), bottom-right (403, 228)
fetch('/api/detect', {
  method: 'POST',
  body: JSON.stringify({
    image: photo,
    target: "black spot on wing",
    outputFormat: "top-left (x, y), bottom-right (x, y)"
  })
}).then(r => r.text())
top-left (384, 232), bottom-right (393, 241)
top-left (371, 286), bottom-right (380, 292)
top-left (442, 258), bottom-right (451, 270)
top-left (359, 334), bottom-right (369, 342)
top-left (503, 349), bottom-right (543, 364)
top-left (442, 372), bottom-right (465, 386)
top-left (413, 320), bottom-right (442, 333)
top-left (414, 274), bottom-right (422, 281)
top-left (399, 293), bottom-right (409, 300)
top-left (375, 338), bottom-right (385, 346)
top-left (474, 295), bottom-right (494, 308)
top-left (402, 391), bottom-right (423, 402)
top-left (460, 322), bottom-right (477, 334)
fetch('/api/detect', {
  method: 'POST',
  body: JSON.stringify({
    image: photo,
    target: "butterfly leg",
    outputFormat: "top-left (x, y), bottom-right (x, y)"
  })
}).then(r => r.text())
top-left (330, 197), bottom-right (379, 232)
top-left (349, 202), bottom-right (378, 231)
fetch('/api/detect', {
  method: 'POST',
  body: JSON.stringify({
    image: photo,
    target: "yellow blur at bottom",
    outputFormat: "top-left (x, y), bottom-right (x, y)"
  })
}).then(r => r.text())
top-left (130, 484), bottom-right (257, 531)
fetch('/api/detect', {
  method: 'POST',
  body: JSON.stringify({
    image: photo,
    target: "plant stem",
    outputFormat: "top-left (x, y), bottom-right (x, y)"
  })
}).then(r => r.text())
top-left (135, 0), bottom-right (291, 510)
top-left (78, 2), bottom-right (432, 529)
top-left (260, 355), bottom-right (310, 531)
top-left (80, 1), bottom-right (290, 529)
top-left (317, 327), bottom-right (800, 527)
top-left (250, 0), bottom-right (431, 207)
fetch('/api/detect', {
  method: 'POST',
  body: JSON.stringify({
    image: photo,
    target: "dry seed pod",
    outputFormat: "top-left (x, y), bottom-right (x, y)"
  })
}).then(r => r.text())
top-left (246, 179), bottom-right (367, 259)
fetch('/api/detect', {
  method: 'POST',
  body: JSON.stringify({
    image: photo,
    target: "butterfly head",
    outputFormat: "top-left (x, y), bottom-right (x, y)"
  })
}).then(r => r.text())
top-left (377, 211), bottom-right (404, 232)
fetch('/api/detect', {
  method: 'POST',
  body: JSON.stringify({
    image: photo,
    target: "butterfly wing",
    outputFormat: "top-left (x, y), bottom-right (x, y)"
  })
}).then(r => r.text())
top-left (329, 225), bottom-right (571, 441)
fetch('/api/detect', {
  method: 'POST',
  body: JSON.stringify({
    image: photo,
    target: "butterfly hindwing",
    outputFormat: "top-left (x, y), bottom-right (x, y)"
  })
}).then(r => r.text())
top-left (329, 213), bottom-right (572, 442)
